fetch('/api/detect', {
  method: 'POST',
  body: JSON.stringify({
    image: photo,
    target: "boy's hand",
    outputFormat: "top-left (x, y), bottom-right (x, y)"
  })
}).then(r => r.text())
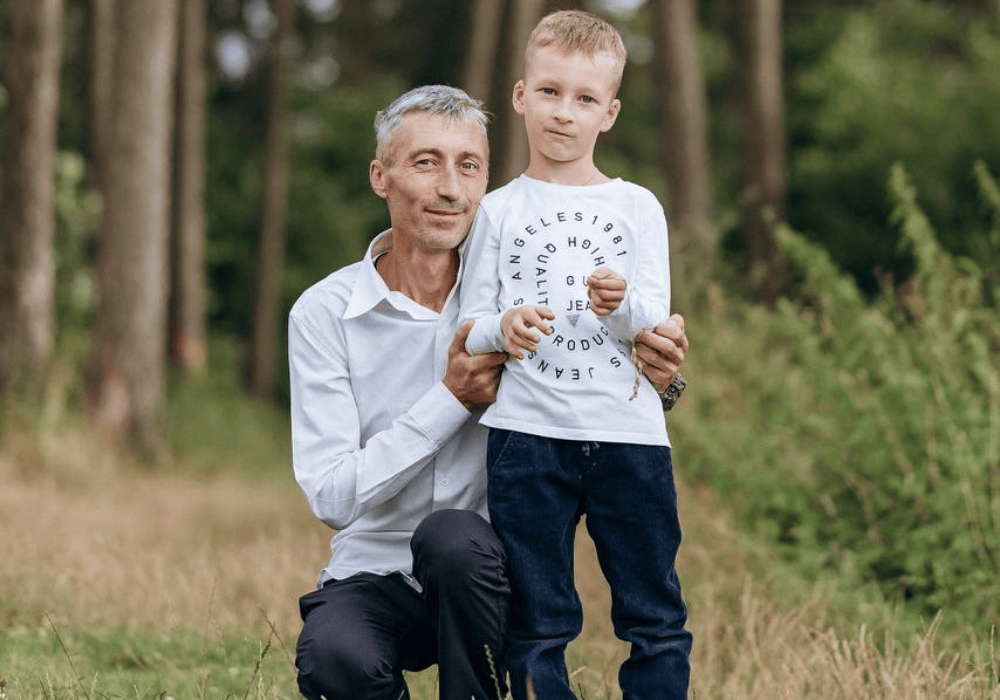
top-left (501, 306), bottom-right (555, 360)
top-left (587, 268), bottom-right (627, 316)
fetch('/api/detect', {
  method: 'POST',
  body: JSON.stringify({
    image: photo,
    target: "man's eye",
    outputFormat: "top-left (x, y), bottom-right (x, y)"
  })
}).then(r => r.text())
top-left (416, 158), bottom-right (434, 166)
top-left (462, 161), bottom-right (480, 172)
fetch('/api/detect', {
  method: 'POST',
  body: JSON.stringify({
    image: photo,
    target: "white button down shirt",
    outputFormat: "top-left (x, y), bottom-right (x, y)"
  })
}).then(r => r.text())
top-left (289, 231), bottom-right (489, 586)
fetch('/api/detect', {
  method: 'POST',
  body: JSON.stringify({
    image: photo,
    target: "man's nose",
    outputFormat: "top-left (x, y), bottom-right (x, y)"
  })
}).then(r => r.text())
top-left (437, 164), bottom-right (462, 199)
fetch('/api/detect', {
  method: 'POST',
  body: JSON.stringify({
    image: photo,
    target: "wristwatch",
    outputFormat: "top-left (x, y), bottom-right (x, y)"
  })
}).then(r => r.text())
top-left (658, 373), bottom-right (686, 411)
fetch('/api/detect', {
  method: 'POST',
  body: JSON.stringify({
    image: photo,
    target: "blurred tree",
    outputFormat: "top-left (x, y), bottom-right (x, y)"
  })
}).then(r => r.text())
top-left (740, 0), bottom-right (786, 301)
top-left (0, 0), bottom-right (64, 396)
top-left (249, 0), bottom-right (293, 401)
top-left (499, 0), bottom-right (546, 186)
top-left (169, 0), bottom-right (209, 374)
top-left (88, 0), bottom-right (115, 186)
top-left (87, 0), bottom-right (179, 456)
top-left (462, 0), bottom-right (504, 103)
top-left (650, 0), bottom-right (714, 303)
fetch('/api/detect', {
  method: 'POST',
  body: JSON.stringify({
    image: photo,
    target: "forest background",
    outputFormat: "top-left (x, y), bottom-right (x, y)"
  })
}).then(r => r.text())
top-left (1, 0), bottom-right (999, 698)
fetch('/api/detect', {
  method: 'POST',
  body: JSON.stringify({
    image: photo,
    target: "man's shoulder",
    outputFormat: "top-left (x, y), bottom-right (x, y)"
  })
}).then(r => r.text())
top-left (290, 261), bottom-right (363, 323)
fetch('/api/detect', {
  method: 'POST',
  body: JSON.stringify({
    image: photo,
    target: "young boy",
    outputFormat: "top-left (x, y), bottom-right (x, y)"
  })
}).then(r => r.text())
top-left (460, 10), bottom-right (692, 700)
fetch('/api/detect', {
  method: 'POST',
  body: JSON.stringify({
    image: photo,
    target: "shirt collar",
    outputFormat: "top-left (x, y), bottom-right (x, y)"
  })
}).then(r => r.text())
top-left (344, 230), bottom-right (394, 319)
top-left (344, 229), bottom-right (467, 320)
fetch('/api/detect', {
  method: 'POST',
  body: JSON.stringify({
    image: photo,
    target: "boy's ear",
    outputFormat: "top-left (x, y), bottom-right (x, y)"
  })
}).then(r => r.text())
top-left (369, 159), bottom-right (388, 200)
top-left (512, 80), bottom-right (526, 116)
top-left (600, 98), bottom-right (622, 133)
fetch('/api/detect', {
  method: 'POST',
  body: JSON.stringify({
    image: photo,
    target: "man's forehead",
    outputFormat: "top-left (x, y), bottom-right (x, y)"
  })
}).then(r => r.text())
top-left (395, 111), bottom-right (488, 155)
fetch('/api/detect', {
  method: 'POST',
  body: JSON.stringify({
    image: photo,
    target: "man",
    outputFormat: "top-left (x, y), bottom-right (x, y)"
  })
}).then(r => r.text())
top-left (289, 85), bottom-right (689, 700)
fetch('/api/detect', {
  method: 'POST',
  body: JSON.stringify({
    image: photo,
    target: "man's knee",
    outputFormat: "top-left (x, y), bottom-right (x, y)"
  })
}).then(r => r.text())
top-left (411, 509), bottom-right (506, 582)
top-left (296, 632), bottom-right (401, 700)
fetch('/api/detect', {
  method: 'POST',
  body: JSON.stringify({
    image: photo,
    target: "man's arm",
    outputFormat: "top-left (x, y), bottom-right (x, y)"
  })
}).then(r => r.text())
top-left (289, 314), bottom-right (501, 531)
top-left (635, 314), bottom-right (688, 394)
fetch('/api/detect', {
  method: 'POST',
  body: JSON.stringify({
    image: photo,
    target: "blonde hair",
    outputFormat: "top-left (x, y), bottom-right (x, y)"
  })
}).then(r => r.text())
top-left (526, 10), bottom-right (627, 92)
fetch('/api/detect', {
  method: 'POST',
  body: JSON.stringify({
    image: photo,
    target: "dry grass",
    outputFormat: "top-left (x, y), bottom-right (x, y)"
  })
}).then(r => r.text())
top-left (2, 422), bottom-right (997, 699)
top-left (0, 423), bottom-right (328, 639)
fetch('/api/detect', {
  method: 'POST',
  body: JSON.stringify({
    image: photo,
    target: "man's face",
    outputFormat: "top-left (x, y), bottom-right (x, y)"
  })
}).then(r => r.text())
top-left (513, 45), bottom-right (621, 170)
top-left (370, 111), bottom-right (489, 251)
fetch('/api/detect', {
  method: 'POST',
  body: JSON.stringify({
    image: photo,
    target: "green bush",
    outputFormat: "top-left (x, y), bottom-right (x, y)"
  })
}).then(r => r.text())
top-left (676, 163), bottom-right (1000, 627)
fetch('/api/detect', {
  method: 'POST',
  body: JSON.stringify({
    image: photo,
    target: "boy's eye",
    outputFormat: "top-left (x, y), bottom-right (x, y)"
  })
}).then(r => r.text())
top-left (541, 87), bottom-right (556, 95)
top-left (581, 95), bottom-right (595, 104)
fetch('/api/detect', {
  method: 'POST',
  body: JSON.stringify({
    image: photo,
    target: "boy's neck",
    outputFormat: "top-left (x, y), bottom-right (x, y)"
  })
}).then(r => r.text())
top-left (525, 160), bottom-right (612, 186)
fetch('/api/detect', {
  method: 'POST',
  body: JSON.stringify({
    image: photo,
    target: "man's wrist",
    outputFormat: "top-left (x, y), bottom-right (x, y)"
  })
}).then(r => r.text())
top-left (659, 373), bottom-right (686, 411)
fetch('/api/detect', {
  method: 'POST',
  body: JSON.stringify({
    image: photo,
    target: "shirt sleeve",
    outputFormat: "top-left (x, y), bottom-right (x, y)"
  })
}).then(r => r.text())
top-left (599, 192), bottom-right (671, 339)
top-left (288, 310), bottom-right (472, 531)
top-left (460, 206), bottom-right (506, 354)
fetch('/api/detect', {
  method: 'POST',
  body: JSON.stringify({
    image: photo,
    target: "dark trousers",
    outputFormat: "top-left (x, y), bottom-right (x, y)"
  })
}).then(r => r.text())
top-left (487, 429), bottom-right (692, 700)
top-left (295, 509), bottom-right (511, 700)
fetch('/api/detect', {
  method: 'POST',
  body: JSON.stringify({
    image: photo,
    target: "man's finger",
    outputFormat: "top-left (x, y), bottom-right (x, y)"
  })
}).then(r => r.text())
top-left (451, 319), bottom-right (474, 352)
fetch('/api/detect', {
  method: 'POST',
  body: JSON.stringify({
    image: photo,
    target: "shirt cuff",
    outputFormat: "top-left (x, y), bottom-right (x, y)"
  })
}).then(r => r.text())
top-left (408, 380), bottom-right (475, 446)
top-left (465, 315), bottom-right (505, 355)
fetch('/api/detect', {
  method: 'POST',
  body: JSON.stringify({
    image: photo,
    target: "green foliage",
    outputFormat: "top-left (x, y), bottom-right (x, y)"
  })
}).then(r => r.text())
top-left (53, 151), bottom-right (101, 334)
top-left (787, 0), bottom-right (1000, 292)
top-left (676, 163), bottom-right (1000, 627)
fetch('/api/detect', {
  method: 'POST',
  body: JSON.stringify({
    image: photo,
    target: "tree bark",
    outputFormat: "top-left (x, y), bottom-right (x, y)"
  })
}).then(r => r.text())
top-left (650, 0), bottom-right (714, 308)
top-left (169, 0), bottom-right (208, 373)
top-left (742, 0), bottom-right (786, 301)
top-left (499, 0), bottom-right (546, 186)
top-left (89, 0), bottom-right (117, 187)
top-left (88, 0), bottom-right (179, 455)
top-left (0, 0), bottom-right (64, 395)
top-left (462, 0), bottom-right (505, 104)
top-left (248, 0), bottom-right (293, 401)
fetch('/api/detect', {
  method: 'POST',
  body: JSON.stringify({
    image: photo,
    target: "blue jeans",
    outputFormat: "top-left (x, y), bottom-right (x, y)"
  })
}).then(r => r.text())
top-left (487, 429), bottom-right (692, 700)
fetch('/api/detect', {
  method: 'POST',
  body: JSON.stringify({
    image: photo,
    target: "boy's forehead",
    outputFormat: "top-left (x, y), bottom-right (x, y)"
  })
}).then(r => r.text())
top-left (525, 45), bottom-right (622, 86)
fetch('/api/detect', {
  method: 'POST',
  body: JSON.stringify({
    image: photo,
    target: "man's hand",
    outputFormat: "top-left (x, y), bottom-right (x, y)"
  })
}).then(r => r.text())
top-left (501, 306), bottom-right (555, 360)
top-left (635, 314), bottom-right (688, 394)
top-left (587, 268), bottom-right (627, 316)
top-left (444, 320), bottom-right (506, 410)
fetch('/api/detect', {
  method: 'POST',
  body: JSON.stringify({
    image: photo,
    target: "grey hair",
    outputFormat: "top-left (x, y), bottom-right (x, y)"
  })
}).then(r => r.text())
top-left (373, 85), bottom-right (490, 163)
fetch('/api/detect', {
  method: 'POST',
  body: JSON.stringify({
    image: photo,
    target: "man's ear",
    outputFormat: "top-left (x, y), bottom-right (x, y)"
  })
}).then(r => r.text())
top-left (369, 159), bottom-right (388, 199)
top-left (600, 98), bottom-right (621, 133)
top-left (512, 80), bottom-right (526, 116)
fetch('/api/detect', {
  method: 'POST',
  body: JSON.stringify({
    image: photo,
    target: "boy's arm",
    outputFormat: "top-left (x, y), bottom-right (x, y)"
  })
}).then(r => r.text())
top-left (596, 195), bottom-right (671, 338)
top-left (459, 208), bottom-right (507, 355)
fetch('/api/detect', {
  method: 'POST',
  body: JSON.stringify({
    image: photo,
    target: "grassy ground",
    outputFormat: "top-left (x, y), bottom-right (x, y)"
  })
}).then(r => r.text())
top-left (2, 413), bottom-right (997, 700)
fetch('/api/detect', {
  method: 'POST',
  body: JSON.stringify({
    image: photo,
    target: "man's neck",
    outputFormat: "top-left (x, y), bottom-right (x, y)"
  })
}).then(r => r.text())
top-left (376, 235), bottom-right (459, 313)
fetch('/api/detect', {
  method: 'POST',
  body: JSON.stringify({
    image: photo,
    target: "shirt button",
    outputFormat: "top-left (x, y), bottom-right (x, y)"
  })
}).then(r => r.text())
top-left (441, 478), bottom-right (450, 486)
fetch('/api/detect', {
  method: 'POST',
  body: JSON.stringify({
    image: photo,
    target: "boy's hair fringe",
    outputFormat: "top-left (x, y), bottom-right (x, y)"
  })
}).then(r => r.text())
top-left (526, 10), bottom-right (627, 91)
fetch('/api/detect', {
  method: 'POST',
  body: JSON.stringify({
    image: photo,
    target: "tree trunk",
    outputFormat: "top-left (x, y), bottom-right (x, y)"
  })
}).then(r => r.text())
top-left (248, 0), bottom-right (293, 401)
top-left (169, 0), bottom-right (208, 373)
top-left (0, 0), bottom-right (64, 395)
top-left (499, 0), bottom-right (546, 186)
top-left (88, 0), bottom-right (179, 456)
top-left (742, 0), bottom-right (786, 301)
top-left (650, 0), bottom-right (714, 309)
top-left (462, 0), bottom-right (504, 104)
top-left (89, 0), bottom-right (117, 187)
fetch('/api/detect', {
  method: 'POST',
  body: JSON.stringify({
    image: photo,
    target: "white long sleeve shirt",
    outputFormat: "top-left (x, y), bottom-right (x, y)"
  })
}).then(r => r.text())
top-left (289, 231), bottom-right (488, 585)
top-left (460, 175), bottom-right (672, 446)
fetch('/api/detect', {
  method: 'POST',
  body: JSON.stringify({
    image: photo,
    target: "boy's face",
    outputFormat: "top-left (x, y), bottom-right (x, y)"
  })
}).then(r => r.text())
top-left (514, 45), bottom-right (621, 172)
top-left (369, 111), bottom-right (489, 252)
